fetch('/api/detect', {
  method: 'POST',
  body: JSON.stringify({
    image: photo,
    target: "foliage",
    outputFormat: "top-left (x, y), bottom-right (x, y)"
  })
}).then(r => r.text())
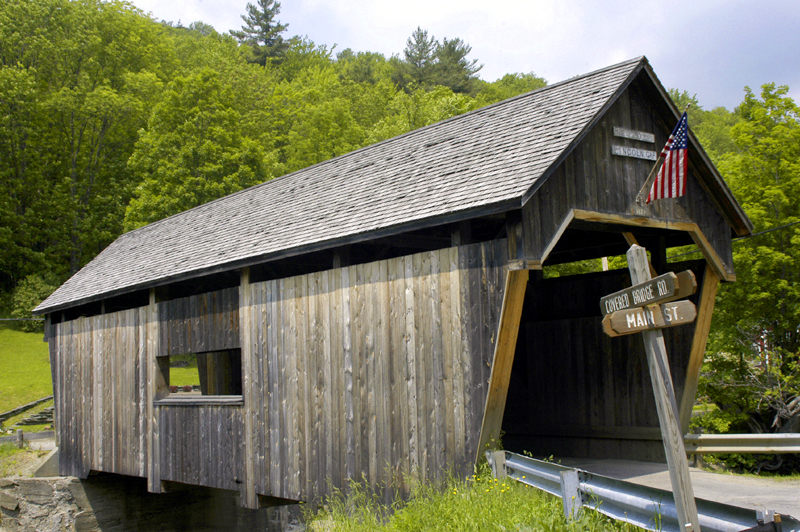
top-left (0, 0), bottom-right (174, 287)
top-left (305, 469), bottom-right (638, 532)
top-left (0, 323), bottom-right (53, 413)
top-left (694, 84), bottom-right (800, 472)
top-left (124, 68), bottom-right (275, 230)
top-left (10, 275), bottom-right (57, 332)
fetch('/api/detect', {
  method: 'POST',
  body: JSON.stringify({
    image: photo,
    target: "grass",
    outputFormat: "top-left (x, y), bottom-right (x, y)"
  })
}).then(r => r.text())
top-left (305, 468), bottom-right (639, 532)
top-left (0, 323), bottom-right (52, 413)
top-left (1, 399), bottom-right (53, 435)
top-left (0, 442), bottom-right (48, 477)
top-left (169, 353), bottom-right (200, 387)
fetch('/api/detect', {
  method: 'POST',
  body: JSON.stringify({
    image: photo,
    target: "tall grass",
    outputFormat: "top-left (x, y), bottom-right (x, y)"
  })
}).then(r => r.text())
top-left (305, 467), bottom-right (638, 532)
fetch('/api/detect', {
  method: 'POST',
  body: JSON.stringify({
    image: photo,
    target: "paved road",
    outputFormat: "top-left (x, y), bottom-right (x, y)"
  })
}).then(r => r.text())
top-left (559, 457), bottom-right (800, 521)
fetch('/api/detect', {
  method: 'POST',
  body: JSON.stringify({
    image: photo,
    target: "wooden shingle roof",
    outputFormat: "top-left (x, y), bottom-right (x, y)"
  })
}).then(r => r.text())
top-left (37, 57), bottom-right (674, 313)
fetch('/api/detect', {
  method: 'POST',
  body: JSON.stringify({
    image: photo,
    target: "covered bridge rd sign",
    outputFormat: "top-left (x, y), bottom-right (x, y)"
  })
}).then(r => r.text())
top-left (600, 270), bottom-right (697, 337)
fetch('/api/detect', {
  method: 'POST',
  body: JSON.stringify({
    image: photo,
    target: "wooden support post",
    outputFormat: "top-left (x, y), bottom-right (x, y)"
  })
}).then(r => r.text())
top-left (240, 267), bottom-right (258, 509)
top-left (628, 245), bottom-right (700, 532)
top-left (476, 269), bottom-right (529, 461)
top-left (623, 232), bottom-right (658, 277)
top-left (450, 220), bottom-right (472, 247)
top-left (506, 210), bottom-right (524, 260)
top-left (679, 265), bottom-right (720, 433)
top-left (146, 288), bottom-right (165, 493)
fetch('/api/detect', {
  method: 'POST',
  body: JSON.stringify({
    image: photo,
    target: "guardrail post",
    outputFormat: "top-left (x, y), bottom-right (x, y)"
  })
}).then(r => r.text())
top-left (489, 450), bottom-right (506, 479)
top-left (559, 470), bottom-right (582, 522)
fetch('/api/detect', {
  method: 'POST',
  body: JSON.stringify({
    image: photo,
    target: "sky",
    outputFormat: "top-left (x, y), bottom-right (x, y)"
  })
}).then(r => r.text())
top-left (130, 0), bottom-right (799, 111)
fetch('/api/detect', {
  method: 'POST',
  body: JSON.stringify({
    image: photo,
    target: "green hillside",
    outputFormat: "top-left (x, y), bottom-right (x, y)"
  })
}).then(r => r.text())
top-left (0, 323), bottom-right (52, 413)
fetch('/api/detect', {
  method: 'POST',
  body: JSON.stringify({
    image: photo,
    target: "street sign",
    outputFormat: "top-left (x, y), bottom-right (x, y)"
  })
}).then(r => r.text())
top-left (600, 270), bottom-right (697, 316)
top-left (602, 300), bottom-right (697, 337)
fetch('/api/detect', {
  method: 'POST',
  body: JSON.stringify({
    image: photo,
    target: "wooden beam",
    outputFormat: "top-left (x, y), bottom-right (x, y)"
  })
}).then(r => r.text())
top-left (239, 267), bottom-right (258, 508)
top-left (679, 264), bottom-right (720, 433)
top-left (572, 209), bottom-right (734, 282)
top-left (476, 269), bottom-right (529, 461)
top-left (539, 210), bottom-right (575, 265)
top-left (628, 245), bottom-right (700, 532)
top-left (146, 288), bottom-right (166, 493)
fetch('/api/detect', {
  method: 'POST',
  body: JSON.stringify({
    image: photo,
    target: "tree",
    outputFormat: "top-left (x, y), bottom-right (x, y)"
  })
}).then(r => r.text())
top-left (697, 84), bottom-right (800, 448)
top-left (432, 37), bottom-right (483, 93)
top-left (475, 72), bottom-right (547, 105)
top-left (392, 28), bottom-right (483, 94)
top-left (124, 69), bottom-right (274, 230)
top-left (230, 0), bottom-right (289, 66)
top-left (399, 27), bottom-right (437, 87)
top-left (0, 0), bottom-right (173, 285)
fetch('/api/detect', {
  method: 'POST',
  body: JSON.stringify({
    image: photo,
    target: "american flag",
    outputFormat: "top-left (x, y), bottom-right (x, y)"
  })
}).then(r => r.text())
top-left (647, 111), bottom-right (689, 203)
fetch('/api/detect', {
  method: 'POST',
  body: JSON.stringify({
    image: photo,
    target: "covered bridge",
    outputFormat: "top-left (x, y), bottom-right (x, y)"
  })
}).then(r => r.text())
top-left (34, 56), bottom-right (752, 508)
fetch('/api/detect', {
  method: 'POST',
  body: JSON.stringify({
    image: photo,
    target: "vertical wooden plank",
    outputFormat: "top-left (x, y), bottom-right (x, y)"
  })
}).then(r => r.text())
top-left (414, 252), bottom-right (429, 478)
top-left (147, 289), bottom-right (164, 493)
top-left (296, 274), bottom-right (311, 499)
top-left (449, 247), bottom-right (466, 474)
top-left (429, 250), bottom-right (445, 479)
top-left (459, 244), bottom-right (478, 466)
top-left (342, 266), bottom-right (355, 482)
top-left (475, 269), bottom-right (529, 461)
top-left (440, 250), bottom-right (455, 471)
top-left (138, 307), bottom-right (147, 477)
top-left (679, 265), bottom-right (719, 432)
top-left (388, 256), bottom-right (408, 491)
top-left (330, 267), bottom-right (344, 488)
top-left (320, 271), bottom-right (333, 496)
top-left (286, 275), bottom-right (300, 498)
top-left (376, 259), bottom-right (391, 496)
top-left (268, 279), bottom-right (280, 495)
top-left (239, 267), bottom-right (258, 508)
top-left (405, 254), bottom-right (419, 475)
top-left (628, 245), bottom-right (700, 532)
top-left (366, 260), bottom-right (380, 488)
top-left (254, 281), bottom-right (267, 495)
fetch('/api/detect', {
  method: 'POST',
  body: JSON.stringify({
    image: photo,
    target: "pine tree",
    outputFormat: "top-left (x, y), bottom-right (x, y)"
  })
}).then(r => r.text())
top-left (230, 0), bottom-right (289, 65)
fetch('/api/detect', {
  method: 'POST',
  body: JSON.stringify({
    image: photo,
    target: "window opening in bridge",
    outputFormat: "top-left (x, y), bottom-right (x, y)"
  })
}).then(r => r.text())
top-left (164, 349), bottom-right (242, 396)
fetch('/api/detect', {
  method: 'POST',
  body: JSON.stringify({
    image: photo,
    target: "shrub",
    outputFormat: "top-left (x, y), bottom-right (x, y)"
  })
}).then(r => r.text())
top-left (11, 275), bottom-right (57, 332)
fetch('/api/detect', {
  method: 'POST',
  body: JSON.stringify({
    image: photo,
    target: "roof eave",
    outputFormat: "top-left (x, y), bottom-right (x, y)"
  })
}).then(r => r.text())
top-left (33, 197), bottom-right (521, 315)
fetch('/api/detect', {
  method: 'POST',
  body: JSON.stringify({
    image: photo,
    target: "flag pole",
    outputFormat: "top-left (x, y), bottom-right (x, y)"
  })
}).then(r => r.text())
top-left (635, 104), bottom-right (690, 207)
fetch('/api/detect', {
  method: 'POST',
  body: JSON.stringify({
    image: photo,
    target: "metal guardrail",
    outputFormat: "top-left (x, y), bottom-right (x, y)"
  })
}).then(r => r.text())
top-left (685, 434), bottom-right (800, 454)
top-left (487, 450), bottom-right (800, 532)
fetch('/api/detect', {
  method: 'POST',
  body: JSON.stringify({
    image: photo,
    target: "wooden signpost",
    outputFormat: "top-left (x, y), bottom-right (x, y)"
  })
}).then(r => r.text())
top-left (601, 245), bottom-right (701, 532)
top-left (602, 300), bottom-right (697, 337)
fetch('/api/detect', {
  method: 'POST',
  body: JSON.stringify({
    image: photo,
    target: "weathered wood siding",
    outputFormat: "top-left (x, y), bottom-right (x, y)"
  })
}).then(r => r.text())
top-left (52, 308), bottom-right (148, 478)
top-left (522, 75), bottom-right (734, 275)
top-left (158, 287), bottom-right (240, 356)
top-left (243, 240), bottom-right (508, 501)
top-left (51, 242), bottom-right (507, 499)
top-left (159, 405), bottom-right (244, 491)
top-left (502, 261), bottom-right (706, 461)
top-left (51, 288), bottom-right (240, 480)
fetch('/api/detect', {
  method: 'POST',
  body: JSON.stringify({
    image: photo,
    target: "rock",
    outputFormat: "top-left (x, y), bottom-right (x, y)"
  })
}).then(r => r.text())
top-left (0, 479), bottom-right (17, 488)
top-left (0, 491), bottom-right (19, 510)
top-left (74, 510), bottom-right (100, 532)
top-left (18, 480), bottom-right (53, 505)
top-left (67, 480), bottom-right (90, 511)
